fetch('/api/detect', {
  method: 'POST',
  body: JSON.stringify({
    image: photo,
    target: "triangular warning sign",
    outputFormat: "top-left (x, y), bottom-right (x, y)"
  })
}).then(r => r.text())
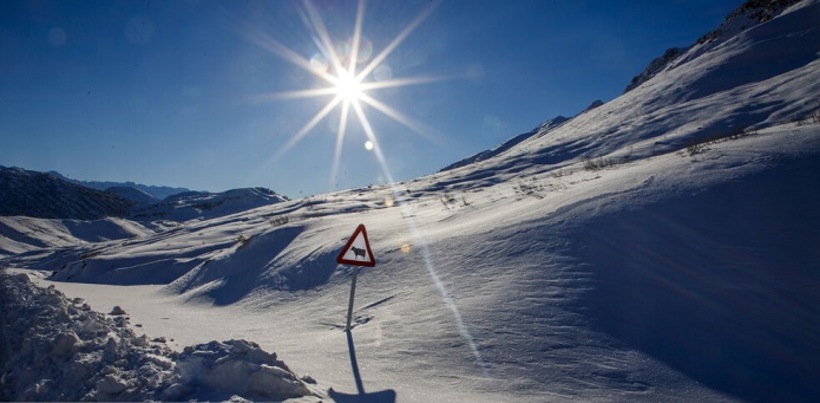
top-left (337, 224), bottom-right (376, 267)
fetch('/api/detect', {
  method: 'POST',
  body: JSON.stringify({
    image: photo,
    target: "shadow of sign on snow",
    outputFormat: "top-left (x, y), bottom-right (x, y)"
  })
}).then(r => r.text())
top-left (573, 156), bottom-right (820, 402)
top-left (328, 331), bottom-right (396, 403)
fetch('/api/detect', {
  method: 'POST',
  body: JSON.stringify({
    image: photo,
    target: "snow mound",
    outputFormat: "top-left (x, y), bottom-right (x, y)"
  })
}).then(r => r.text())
top-left (0, 273), bottom-right (321, 402)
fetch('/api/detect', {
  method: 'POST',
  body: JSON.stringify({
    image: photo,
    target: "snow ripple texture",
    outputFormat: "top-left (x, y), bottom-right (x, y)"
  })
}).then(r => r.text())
top-left (0, 273), bottom-right (319, 401)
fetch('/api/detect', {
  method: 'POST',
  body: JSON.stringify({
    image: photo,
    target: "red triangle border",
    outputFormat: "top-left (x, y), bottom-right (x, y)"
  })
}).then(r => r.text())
top-left (336, 224), bottom-right (376, 267)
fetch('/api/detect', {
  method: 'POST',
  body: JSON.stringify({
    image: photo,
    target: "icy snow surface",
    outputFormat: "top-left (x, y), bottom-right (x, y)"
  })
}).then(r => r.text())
top-left (2, 1), bottom-right (820, 402)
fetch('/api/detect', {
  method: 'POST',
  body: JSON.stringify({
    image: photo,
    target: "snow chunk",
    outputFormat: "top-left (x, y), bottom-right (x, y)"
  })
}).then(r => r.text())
top-left (177, 339), bottom-right (313, 400)
top-left (0, 273), bottom-right (321, 401)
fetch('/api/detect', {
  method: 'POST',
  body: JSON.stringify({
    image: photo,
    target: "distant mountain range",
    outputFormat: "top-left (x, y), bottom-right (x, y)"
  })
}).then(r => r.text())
top-left (0, 166), bottom-right (135, 220)
top-left (46, 171), bottom-right (191, 201)
top-left (0, 166), bottom-right (288, 221)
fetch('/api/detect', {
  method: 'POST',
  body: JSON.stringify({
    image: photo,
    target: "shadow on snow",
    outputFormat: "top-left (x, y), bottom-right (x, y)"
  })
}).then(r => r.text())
top-left (573, 156), bottom-right (820, 402)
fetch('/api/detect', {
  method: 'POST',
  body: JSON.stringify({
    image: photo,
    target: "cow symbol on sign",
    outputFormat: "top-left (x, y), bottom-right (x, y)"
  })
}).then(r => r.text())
top-left (351, 247), bottom-right (366, 259)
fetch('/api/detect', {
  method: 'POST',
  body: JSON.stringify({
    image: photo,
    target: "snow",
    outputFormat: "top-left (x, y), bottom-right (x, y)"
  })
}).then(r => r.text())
top-left (131, 187), bottom-right (288, 221)
top-left (0, 273), bottom-right (322, 402)
top-left (2, 1), bottom-right (820, 402)
top-left (0, 216), bottom-right (155, 257)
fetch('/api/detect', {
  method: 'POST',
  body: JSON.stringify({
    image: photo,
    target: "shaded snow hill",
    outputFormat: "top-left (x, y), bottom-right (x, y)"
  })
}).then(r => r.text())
top-left (1, 165), bottom-right (289, 223)
top-left (0, 166), bottom-right (135, 220)
top-left (130, 187), bottom-right (290, 221)
top-left (2, 0), bottom-right (820, 402)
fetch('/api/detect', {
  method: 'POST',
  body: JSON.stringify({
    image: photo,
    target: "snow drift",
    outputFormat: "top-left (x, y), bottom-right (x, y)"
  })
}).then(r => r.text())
top-left (0, 272), bottom-right (321, 401)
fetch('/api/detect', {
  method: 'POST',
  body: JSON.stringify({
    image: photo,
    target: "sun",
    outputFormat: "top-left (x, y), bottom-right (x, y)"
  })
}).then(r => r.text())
top-left (231, 0), bottom-right (443, 191)
top-left (333, 69), bottom-right (363, 104)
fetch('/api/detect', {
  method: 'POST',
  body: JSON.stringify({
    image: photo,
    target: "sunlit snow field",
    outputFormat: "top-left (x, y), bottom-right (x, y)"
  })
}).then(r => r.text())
top-left (2, 1), bottom-right (820, 401)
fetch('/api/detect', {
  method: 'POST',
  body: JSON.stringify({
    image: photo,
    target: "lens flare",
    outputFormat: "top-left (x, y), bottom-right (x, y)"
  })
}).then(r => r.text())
top-left (227, 0), bottom-right (488, 375)
top-left (229, 0), bottom-right (450, 189)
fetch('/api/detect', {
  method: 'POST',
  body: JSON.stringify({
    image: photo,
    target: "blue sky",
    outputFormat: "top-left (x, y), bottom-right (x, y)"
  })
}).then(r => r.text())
top-left (0, 0), bottom-right (740, 197)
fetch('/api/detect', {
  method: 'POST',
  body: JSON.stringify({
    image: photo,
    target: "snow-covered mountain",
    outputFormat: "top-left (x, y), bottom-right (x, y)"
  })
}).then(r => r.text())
top-left (0, 166), bottom-right (135, 220)
top-left (104, 186), bottom-right (159, 205)
top-left (47, 171), bottom-right (191, 201)
top-left (441, 115), bottom-right (570, 171)
top-left (131, 187), bottom-right (289, 221)
top-left (1, 166), bottom-right (288, 223)
top-left (2, 0), bottom-right (819, 402)
top-left (625, 0), bottom-right (804, 94)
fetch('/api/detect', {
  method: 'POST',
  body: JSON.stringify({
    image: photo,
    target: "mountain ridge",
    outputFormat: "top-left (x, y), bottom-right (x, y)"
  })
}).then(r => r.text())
top-left (0, 166), bottom-right (135, 220)
top-left (1, 165), bottom-right (289, 222)
top-left (46, 171), bottom-right (192, 201)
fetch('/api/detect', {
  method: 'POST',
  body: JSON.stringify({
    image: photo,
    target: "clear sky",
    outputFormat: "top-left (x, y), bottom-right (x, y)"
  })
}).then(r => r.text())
top-left (0, 0), bottom-right (741, 197)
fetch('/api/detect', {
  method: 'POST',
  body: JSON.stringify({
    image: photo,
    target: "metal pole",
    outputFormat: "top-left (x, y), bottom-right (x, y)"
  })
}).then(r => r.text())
top-left (346, 266), bottom-right (359, 332)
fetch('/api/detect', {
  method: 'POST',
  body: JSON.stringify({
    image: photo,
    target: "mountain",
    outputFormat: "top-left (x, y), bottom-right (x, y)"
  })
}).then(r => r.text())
top-left (441, 115), bottom-right (569, 171)
top-left (105, 186), bottom-right (158, 205)
top-left (130, 187), bottom-right (289, 221)
top-left (2, 1), bottom-right (820, 402)
top-left (47, 171), bottom-right (191, 201)
top-left (0, 166), bottom-right (135, 220)
top-left (435, 0), bottom-right (818, 187)
top-left (625, 0), bottom-right (803, 94)
top-left (1, 165), bottom-right (286, 222)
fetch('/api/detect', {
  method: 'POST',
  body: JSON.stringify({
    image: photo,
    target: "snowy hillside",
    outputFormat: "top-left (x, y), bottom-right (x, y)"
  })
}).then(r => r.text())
top-left (0, 216), bottom-right (156, 258)
top-left (0, 166), bottom-right (135, 220)
top-left (441, 115), bottom-right (570, 171)
top-left (2, 0), bottom-right (820, 402)
top-left (131, 187), bottom-right (289, 221)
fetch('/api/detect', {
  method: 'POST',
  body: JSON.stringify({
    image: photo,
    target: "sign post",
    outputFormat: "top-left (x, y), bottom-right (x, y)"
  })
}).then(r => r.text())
top-left (336, 224), bottom-right (376, 332)
top-left (346, 267), bottom-right (359, 332)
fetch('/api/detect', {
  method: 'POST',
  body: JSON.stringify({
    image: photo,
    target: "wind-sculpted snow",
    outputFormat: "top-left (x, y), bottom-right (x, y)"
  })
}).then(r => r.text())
top-left (164, 225), bottom-right (341, 304)
top-left (572, 155), bottom-right (820, 402)
top-left (2, 2), bottom-right (820, 402)
top-left (0, 216), bottom-right (154, 257)
top-left (0, 273), bottom-right (321, 401)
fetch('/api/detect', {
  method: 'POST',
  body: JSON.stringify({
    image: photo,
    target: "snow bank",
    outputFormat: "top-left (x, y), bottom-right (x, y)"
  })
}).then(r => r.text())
top-left (0, 272), bottom-right (321, 402)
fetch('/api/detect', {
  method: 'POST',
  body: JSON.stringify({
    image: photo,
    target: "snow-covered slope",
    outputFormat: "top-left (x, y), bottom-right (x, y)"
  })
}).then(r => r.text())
top-left (435, 0), bottom-right (819, 190)
top-left (2, 1), bottom-right (820, 402)
top-left (0, 216), bottom-right (155, 257)
top-left (440, 115), bottom-right (570, 171)
top-left (130, 187), bottom-right (289, 221)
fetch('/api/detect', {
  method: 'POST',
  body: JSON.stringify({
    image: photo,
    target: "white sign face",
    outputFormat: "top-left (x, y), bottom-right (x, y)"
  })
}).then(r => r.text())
top-left (337, 224), bottom-right (376, 267)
